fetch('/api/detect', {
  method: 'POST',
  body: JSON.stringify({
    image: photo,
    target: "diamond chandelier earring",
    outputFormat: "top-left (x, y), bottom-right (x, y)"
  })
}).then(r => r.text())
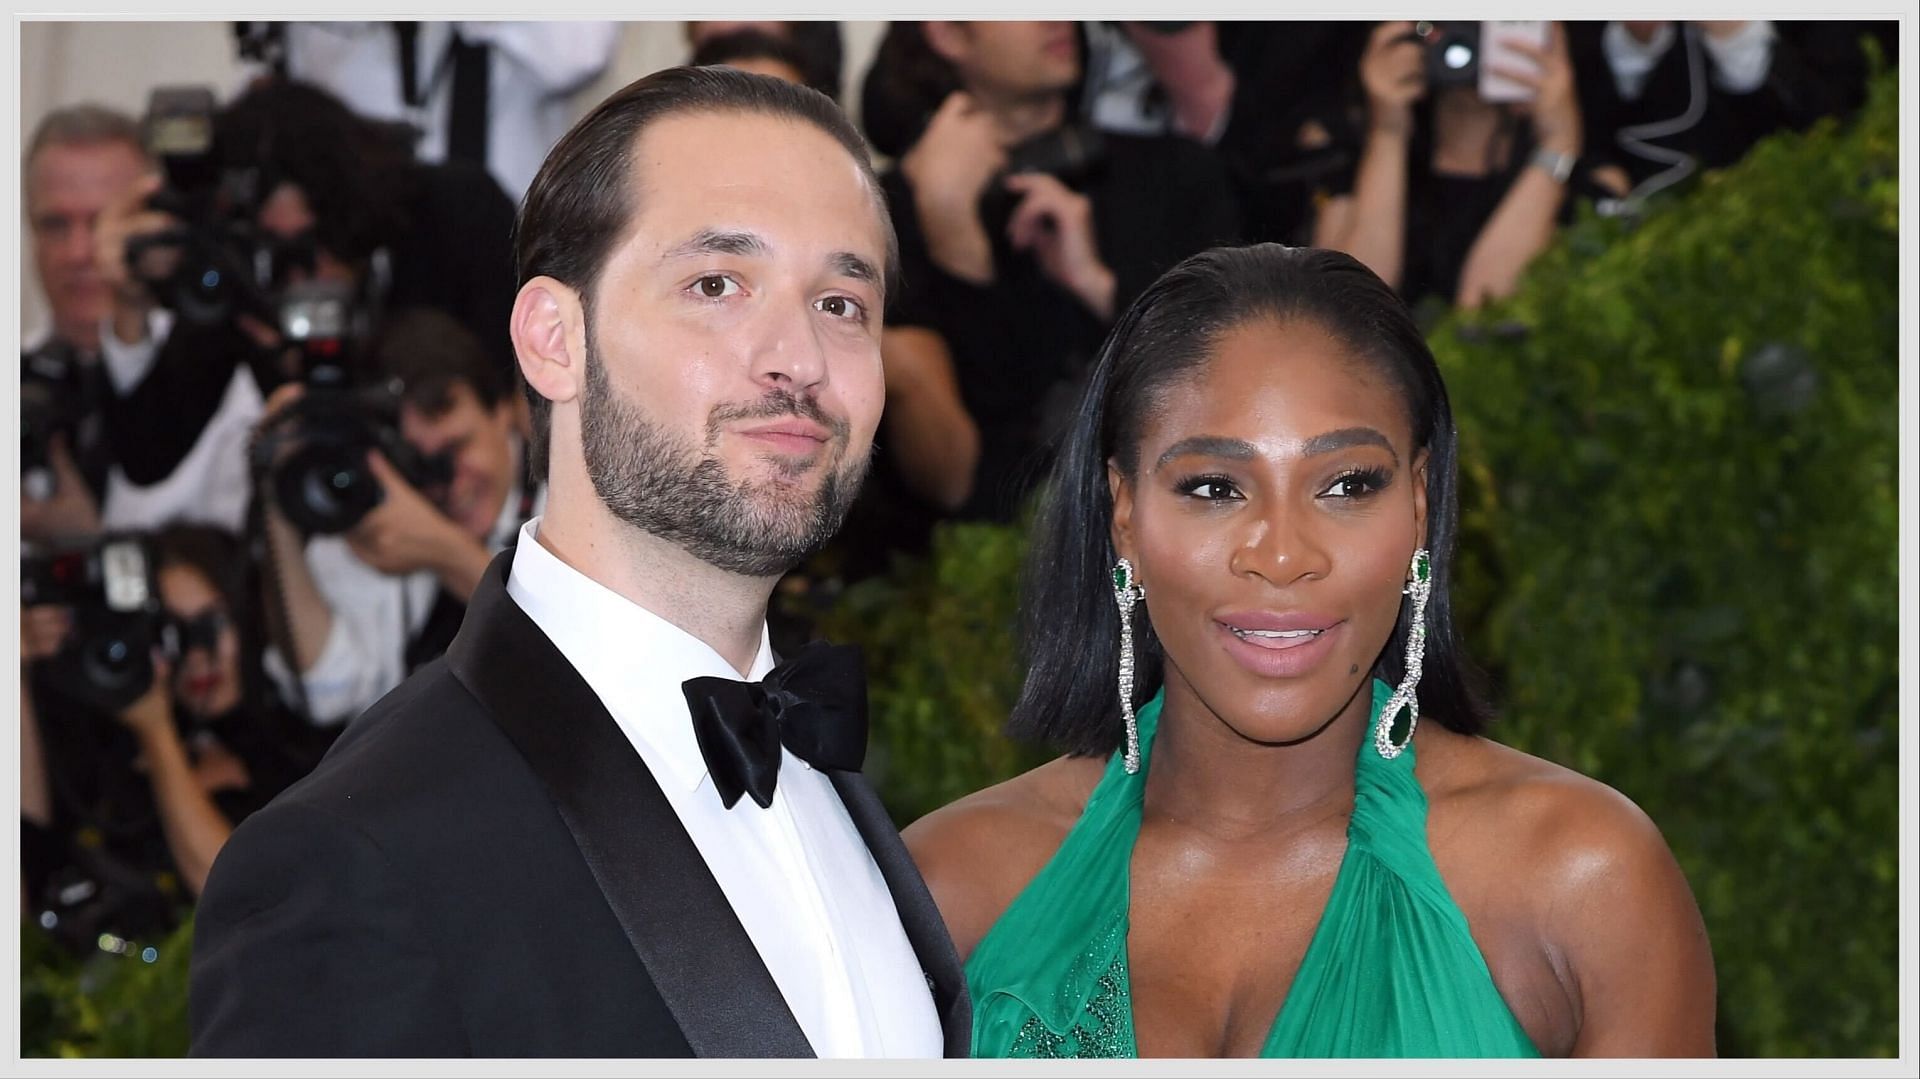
top-left (1113, 557), bottom-right (1146, 774)
top-left (1375, 548), bottom-right (1431, 761)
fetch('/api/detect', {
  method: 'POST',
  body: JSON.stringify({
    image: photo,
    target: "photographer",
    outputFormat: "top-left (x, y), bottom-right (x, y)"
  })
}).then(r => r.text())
top-left (23, 526), bottom-right (321, 937)
top-left (257, 308), bottom-right (540, 727)
top-left (90, 79), bottom-right (517, 535)
top-left (1314, 20), bottom-right (1600, 313)
top-left (857, 21), bottom-right (1240, 539)
top-left (20, 105), bottom-right (153, 547)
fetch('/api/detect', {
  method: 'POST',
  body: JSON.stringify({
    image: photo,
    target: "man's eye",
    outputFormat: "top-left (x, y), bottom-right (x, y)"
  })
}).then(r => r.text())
top-left (694, 275), bottom-right (740, 299)
top-left (816, 295), bottom-right (867, 322)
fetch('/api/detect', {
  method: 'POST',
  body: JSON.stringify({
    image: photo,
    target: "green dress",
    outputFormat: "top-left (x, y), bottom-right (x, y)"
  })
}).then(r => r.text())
top-left (966, 679), bottom-right (1541, 1058)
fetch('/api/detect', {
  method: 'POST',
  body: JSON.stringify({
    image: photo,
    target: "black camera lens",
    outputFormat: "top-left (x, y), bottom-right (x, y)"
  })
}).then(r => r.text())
top-left (273, 439), bottom-right (383, 535)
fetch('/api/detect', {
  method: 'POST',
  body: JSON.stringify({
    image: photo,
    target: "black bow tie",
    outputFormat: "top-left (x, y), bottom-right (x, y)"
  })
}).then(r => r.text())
top-left (682, 641), bottom-right (869, 810)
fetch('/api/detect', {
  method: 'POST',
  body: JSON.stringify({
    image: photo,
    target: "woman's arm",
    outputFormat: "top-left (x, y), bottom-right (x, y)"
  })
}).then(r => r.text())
top-left (1455, 23), bottom-right (1582, 309)
top-left (1313, 21), bottom-right (1425, 289)
top-left (1537, 782), bottom-right (1718, 1056)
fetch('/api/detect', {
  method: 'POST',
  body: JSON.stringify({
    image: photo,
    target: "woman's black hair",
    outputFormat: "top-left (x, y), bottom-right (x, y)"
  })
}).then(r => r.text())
top-left (1008, 243), bottom-right (1490, 756)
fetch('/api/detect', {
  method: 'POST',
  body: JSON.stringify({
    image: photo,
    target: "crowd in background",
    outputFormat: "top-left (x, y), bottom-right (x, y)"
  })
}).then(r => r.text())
top-left (17, 19), bottom-right (1892, 951)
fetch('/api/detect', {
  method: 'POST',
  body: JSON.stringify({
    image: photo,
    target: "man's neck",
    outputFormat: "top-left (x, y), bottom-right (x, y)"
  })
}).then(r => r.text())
top-left (534, 465), bottom-right (774, 677)
top-left (54, 318), bottom-right (102, 356)
top-left (973, 86), bottom-right (1069, 147)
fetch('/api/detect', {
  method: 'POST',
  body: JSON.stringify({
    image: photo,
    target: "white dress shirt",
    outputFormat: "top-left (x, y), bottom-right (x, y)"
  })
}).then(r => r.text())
top-left (505, 517), bottom-right (944, 1058)
top-left (1603, 20), bottom-right (1777, 101)
top-left (263, 463), bottom-right (541, 726)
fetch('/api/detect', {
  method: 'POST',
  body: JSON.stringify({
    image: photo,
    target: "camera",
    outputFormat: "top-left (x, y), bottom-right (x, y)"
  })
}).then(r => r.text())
top-left (127, 86), bottom-right (277, 328)
top-left (22, 535), bottom-right (179, 714)
top-left (20, 340), bottom-right (89, 503)
top-left (1408, 21), bottom-right (1481, 88)
top-left (249, 287), bottom-right (454, 535)
top-left (978, 122), bottom-right (1111, 244)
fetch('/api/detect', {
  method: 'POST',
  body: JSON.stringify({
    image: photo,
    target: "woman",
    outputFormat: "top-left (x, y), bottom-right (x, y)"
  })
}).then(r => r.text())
top-left (1313, 21), bottom-right (1603, 312)
top-left (124, 524), bottom-right (337, 897)
top-left (906, 245), bottom-right (1715, 1057)
top-left (27, 526), bottom-right (330, 903)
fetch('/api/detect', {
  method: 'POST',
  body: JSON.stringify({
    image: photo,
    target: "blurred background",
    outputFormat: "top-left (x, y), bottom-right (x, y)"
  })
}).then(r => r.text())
top-left (14, 18), bottom-right (1903, 1059)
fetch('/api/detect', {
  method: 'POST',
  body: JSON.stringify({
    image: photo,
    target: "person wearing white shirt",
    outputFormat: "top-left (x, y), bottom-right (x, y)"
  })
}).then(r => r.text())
top-left (189, 66), bottom-right (969, 1058)
top-left (256, 308), bottom-right (539, 726)
top-left (245, 21), bottom-right (621, 203)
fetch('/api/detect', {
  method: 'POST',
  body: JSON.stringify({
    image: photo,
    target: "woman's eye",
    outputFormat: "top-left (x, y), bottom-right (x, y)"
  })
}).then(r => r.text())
top-left (1322, 470), bottom-right (1388, 499)
top-left (816, 295), bottom-right (867, 322)
top-left (694, 275), bottom-right (740, 299)
top-left (1179, 476), bottom-right (1242, 501)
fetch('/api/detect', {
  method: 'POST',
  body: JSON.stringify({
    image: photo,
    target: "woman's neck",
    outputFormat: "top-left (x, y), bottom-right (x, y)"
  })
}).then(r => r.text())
top-left (1430, 87), bottom-right (1509, 177)
top-left (1141, 672), bottom-right (1376, 842)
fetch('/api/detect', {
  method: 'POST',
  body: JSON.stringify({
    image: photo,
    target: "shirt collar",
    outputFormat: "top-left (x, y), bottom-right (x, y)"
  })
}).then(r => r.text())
top-left (504, 516), bottom-right (775, 794)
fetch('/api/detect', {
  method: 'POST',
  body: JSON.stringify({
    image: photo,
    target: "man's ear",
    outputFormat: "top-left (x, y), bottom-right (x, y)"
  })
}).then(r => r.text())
top-left (511, 276), bottom-right (585, 412)
top-left (1107, 458), bottom-right (1136, 565)
top-left (922, 22), bottom-right (970, 65)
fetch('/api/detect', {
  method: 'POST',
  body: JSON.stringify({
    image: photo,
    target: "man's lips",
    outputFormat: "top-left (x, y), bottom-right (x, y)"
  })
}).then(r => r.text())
top-left (735, 420), bottom-right (832, 454)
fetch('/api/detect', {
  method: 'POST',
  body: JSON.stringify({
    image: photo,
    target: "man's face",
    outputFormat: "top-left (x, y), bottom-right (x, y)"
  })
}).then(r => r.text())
top-left (947, 21), bottom-right (1080, 100)
top-left (26, 140), bottom-right (149, 346)
top-left (399, 382), bottom-right (517, 541)
top-left (575, 110), bottom-right (889, 578)
top-left (255, 181), bottom-right (356, 286)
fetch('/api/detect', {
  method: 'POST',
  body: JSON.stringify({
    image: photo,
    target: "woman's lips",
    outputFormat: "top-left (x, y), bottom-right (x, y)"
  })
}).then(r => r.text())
top-left (1214, 620), bottom-right (1344, 678)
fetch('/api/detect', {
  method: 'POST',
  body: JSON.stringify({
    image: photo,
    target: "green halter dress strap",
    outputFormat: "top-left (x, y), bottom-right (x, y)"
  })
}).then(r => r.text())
top-left (966, 679), bottom-right (1540, 1058)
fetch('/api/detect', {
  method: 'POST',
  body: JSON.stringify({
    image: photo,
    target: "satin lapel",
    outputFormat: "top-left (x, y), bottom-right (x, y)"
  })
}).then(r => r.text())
top-left (826, 770), bottom-right (973, 1057)
top-left (447, 553), bottom-right (814, 1059)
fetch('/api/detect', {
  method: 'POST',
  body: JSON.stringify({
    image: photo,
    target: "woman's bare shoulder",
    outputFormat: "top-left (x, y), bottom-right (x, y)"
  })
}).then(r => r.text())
top-left (903, 753), bottom-right (1108, 963)
top-left (1419, 726), bottom-right (1717, 1052)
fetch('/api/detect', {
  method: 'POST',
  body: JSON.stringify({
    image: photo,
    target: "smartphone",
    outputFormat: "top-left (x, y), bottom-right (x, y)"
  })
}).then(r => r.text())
top-left (1478, 20), bottom-right (1549, 103)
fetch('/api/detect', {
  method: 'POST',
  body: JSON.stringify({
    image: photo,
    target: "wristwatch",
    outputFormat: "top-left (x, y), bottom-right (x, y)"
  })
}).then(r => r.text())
top-left (1530, 147), bottom-right (1578, 185)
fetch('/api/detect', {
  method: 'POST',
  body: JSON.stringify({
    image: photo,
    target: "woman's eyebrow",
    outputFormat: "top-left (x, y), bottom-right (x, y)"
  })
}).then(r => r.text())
top-left (1153, 435), bottom-right (1257, 472)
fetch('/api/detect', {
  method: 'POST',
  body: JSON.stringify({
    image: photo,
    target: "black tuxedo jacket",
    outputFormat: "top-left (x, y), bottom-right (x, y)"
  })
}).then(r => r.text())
top-left (189, 552), bottom-right (971, 1057)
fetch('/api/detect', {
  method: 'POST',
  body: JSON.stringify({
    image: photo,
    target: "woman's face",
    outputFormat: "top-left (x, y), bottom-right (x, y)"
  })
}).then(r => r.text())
top-left (1110, 316), bottom-right (1427, 745)
top-left (158, 564), bottom-right (243, 720)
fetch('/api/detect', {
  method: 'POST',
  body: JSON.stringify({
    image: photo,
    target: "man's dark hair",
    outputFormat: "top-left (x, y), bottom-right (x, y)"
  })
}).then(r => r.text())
top-left (691, 29), bottom-right (819, 91)
top-left (365, 307), bottom-right (507, 418)
top-left (1012, 243), bottom-right (1491, 757)
top-left (215, 79), bottom-right (418, 265)
top-left (860, 23), bottom-right (962, 159)
top-left (513, 64), bottom-right (894, 477)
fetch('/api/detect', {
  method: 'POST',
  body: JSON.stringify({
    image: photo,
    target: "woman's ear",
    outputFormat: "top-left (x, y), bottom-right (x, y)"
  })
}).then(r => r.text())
top-left (1411, 446), bottom-right (1430, 552)
top-left (511, 276), bottom-right (585, 412)
top-left (1107, 459), bottom-right (1136, 564)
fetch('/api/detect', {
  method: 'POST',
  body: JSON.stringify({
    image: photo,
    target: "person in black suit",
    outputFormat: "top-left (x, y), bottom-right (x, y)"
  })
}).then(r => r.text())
top-left (188, 66), bottom-right (970, 1058)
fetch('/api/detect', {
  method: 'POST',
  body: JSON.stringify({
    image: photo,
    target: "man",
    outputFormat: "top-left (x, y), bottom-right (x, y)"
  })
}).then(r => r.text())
top-left (20, 105), bottom-right (151, 544)
top-left (257, 307), bottom-right (539, 726)
top-left (190, 66), bottom-right (969, 1058)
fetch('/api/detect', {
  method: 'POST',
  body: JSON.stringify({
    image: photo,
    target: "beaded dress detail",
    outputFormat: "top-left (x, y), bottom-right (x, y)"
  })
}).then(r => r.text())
top-left (966, 681), bottom-right (1540, 1058)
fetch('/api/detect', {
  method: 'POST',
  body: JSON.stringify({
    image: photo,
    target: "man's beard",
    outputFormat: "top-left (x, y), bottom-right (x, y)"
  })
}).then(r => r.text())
top-left (578, 333), bottom-right (869, 578)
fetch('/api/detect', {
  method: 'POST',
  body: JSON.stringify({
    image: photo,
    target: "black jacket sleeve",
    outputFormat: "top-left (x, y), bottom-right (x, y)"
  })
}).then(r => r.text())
top-left (100, 319), bottom-right (273, 486)
top-left (189, 800), bottom-right (468, 1057)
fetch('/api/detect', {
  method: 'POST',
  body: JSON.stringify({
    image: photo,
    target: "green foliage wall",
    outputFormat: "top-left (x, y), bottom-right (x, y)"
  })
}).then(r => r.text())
top-left (1427, 69), bottom-right (1899, 1057)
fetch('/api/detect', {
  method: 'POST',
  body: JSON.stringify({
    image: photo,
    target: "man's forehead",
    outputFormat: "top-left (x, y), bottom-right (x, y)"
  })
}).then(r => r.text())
top-left (620, 112), bottom-right (888, 260)
top-left (28, 140), bottom-right (146, 203)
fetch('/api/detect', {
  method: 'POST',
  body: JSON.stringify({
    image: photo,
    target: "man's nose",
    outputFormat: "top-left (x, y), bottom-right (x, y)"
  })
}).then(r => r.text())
top-left (747, 298), bottom-right (830, 392)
